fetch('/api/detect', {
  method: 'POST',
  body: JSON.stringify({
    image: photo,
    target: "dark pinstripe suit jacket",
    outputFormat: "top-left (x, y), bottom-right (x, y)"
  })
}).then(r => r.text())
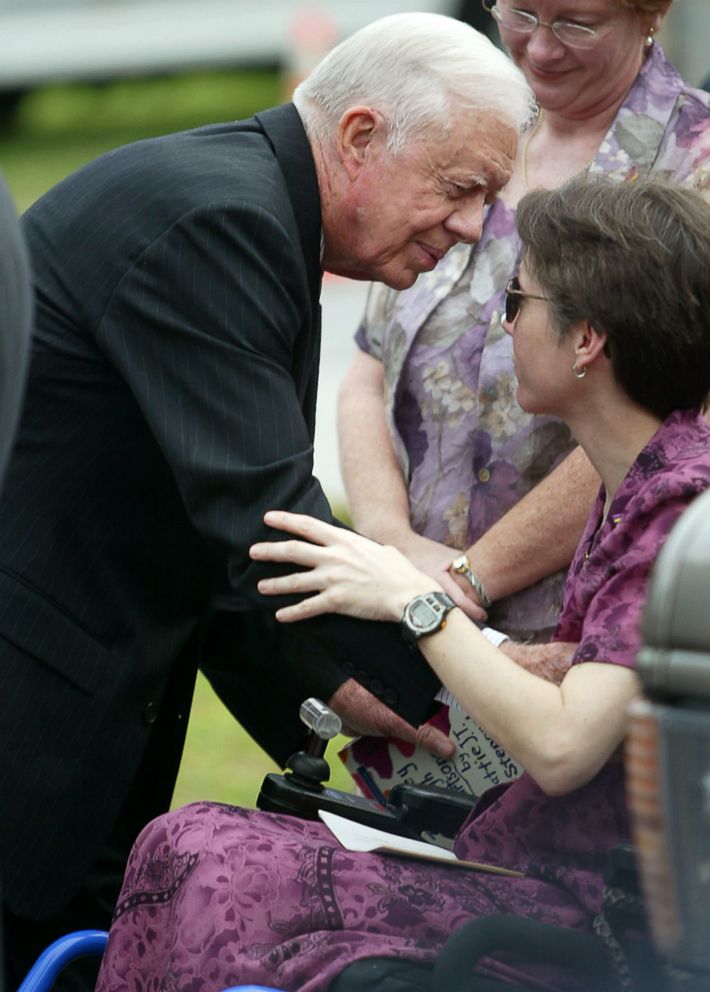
top-left (0, 105), bottom-right (439, 920)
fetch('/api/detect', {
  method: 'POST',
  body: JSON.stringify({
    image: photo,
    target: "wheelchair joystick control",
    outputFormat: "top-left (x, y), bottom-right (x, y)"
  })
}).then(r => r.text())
top-left (288, 698), bottom-right (342, 788)
top-left (256, 697), bottom-right (427, 840)
top-left (299, 697), bottom-right (342, 755)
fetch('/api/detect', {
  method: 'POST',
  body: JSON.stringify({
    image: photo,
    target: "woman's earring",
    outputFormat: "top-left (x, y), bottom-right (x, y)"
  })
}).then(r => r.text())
top-left (645, 27), bottom-right (655, 48)
top-left (572, 361), bottom-right (587, 380)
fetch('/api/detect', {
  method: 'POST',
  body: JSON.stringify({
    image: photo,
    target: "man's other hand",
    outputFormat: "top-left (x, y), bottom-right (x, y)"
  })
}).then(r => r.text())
top-left (328, 678), bottom-right (456, 759)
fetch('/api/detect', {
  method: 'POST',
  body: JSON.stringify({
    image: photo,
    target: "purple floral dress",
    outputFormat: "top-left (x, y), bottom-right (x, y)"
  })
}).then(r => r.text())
top-left (95, 412), bottom-right (710, 992)
top-left (356, 43), bottom-right (710, 642)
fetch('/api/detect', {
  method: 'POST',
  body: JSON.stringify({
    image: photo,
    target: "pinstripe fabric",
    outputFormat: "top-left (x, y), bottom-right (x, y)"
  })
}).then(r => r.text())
top-left (0, 105), bottom-right (440, 923)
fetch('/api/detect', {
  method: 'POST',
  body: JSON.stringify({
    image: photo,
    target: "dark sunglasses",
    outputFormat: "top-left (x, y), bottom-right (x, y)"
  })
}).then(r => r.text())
top-left (504, 276), bottom-right (552, 323)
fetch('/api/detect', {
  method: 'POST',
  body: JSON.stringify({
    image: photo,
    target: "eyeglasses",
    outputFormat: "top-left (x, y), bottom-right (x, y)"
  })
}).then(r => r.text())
top-left (504, 276), bottom-right (551, 323)
top-left (482, 1), bottom-right (606, 50)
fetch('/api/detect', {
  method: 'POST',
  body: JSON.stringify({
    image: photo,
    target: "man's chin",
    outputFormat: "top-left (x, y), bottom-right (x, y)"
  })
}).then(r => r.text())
top-left (381, 268), bottom-right (420, 291)
top-left (324, 261), bottom-right (421, 291)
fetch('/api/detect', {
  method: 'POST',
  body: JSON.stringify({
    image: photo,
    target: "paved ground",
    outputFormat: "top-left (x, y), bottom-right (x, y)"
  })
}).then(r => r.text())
top-left (313, 275), bottom-right (369, 510)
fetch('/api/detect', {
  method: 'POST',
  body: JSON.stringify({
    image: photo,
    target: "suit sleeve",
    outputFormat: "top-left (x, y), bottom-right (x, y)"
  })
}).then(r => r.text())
top-left (96, 198), bottom-right (331, 605)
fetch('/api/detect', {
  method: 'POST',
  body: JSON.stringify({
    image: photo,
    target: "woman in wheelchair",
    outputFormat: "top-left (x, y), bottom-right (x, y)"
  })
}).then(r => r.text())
top-left (95, 176), bottom-right (710, 992)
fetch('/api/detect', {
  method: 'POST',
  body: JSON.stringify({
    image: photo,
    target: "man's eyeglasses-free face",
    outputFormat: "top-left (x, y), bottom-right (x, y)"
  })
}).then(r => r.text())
top-left (504, 277), bottom-right (551, 323)
top-left (482, 1), bottom-right (608, 50)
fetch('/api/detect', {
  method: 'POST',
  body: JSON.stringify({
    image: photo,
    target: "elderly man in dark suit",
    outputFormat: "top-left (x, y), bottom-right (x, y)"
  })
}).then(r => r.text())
top-left (0, 13), bottom-right (532, 987)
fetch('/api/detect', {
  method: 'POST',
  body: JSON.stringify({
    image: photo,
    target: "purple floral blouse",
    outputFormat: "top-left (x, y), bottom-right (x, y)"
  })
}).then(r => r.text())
top-left (356, 44), bottom-right (710, 642)
top-left (94, 413), bottom-right (710, 992)
top-left (554, 411), bottom-right (710, 669)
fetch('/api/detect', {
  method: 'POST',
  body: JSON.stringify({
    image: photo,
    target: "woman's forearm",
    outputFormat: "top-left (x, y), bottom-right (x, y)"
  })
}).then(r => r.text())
top-left (417, 611), bottom-right (637, 795)
top-left (337, 351), bottom-right (412, 543)
top-left (465, 446), bottom-right (600, 603)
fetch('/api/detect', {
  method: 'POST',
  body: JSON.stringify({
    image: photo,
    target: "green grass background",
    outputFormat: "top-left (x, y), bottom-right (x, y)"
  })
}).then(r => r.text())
top-left (1, 71), bottom-right (354, 808)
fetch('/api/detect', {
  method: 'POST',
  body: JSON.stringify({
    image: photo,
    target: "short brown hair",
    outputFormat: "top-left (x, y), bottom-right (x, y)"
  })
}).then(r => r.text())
top-left (618, 0), bottom-right (671, 14)
top-left (516, 175), bottom-right (710, 419)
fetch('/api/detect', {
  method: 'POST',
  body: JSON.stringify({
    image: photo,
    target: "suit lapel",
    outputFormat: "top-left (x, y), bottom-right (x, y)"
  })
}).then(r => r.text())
top-left (255, 104), bottom-right (322, 306)
top-left (255, 104), bottom-right (323, 435)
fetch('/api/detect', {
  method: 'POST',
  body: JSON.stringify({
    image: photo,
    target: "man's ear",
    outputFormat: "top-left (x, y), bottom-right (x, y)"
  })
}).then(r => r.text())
top-left (337, 107), bottom-right (384, 180)
top-left (572, 320), bottom-right (609, 375)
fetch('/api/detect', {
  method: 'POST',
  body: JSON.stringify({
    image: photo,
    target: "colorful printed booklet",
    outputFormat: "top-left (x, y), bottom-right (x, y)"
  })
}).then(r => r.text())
top-left (338, 700), bottom-right (522, 846)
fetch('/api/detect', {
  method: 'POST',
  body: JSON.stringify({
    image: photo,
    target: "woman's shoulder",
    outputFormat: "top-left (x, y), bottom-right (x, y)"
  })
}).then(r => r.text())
top-left (615, 45), bottom-right (710, 181)
top-left (620, 413), bottom-right (710, 526)
top-left (652, 52), bottom-right (710, 176)
top-left (641, 412), bottom-right (710, 479)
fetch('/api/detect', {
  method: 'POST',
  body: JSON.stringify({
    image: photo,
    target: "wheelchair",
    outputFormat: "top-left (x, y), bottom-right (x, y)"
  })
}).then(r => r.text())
top-left (17, 919), bottom-right (616, 992)
top-left (20, 491), bottom-right (710, 992)
top-left (17, 930), bottom-right (281, 992)
top-left (18, 704), bottom-right (704, 992)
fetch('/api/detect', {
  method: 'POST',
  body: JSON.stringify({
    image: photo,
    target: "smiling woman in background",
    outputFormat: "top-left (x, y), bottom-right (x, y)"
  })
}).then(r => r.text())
top-left (95, 176), bottom-right (710, 992)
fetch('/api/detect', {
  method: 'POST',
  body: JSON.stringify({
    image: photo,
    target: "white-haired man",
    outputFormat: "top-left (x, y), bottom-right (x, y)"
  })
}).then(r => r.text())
top-left (0, 14), bottom-right (531, 987)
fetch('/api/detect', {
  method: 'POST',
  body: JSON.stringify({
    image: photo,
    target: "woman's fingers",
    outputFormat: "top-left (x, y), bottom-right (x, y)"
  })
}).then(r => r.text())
top-left (250, 511), bottom-right (431, 624)
top-left (250, 537), bottom-right (323, 568)
top-left (262, 509), bottom-right (340, 545)
top-left (272, 593), bottom-right (331, 623)
top-left (256, 570), bottom-right (322, 598)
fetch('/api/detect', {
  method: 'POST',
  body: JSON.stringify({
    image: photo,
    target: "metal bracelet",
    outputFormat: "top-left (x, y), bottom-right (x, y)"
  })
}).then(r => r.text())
top-left (449, 553), bottom-right (491, 609)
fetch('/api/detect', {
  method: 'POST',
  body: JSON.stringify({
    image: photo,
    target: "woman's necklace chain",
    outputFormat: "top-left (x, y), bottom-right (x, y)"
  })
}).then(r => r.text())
top-left (521, 109), bottom-right (605, 191)
top-left (521, 109), bottom-right (544, 190)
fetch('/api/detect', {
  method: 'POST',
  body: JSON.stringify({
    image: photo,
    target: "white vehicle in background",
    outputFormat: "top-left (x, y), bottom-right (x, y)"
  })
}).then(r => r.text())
top-left (0, 0), bottom-right (703, 109)
top-left (0, 0), bottom-right (457, 104)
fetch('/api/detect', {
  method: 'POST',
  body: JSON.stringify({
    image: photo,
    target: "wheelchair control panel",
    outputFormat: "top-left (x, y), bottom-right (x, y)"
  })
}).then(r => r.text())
top-left (257, 698), bottom-right (472, 840)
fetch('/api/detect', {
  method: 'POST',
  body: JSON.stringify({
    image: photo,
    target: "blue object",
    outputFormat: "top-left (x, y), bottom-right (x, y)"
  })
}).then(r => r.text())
top-left (17, 931), bottom-right (108, 992)
top-left (18, 928), bottom-right (287, 992)
top-left (17, 928), bottom-right (287, 992)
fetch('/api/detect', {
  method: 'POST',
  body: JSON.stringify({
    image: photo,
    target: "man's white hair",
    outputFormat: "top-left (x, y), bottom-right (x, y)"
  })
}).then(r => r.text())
top-left (293, 12), bottom-right (535, 154)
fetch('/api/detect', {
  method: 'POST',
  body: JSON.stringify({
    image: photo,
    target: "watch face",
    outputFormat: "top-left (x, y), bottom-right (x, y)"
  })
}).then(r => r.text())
top-left (401, 592), bottom-right (454, 644)
top-left (409, 598), bottom-right (439, 632)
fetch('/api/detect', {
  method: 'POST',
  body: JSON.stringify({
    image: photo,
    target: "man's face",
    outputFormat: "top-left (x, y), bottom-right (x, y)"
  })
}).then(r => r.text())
top-left (325, 110), bottom-right (517, 290)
